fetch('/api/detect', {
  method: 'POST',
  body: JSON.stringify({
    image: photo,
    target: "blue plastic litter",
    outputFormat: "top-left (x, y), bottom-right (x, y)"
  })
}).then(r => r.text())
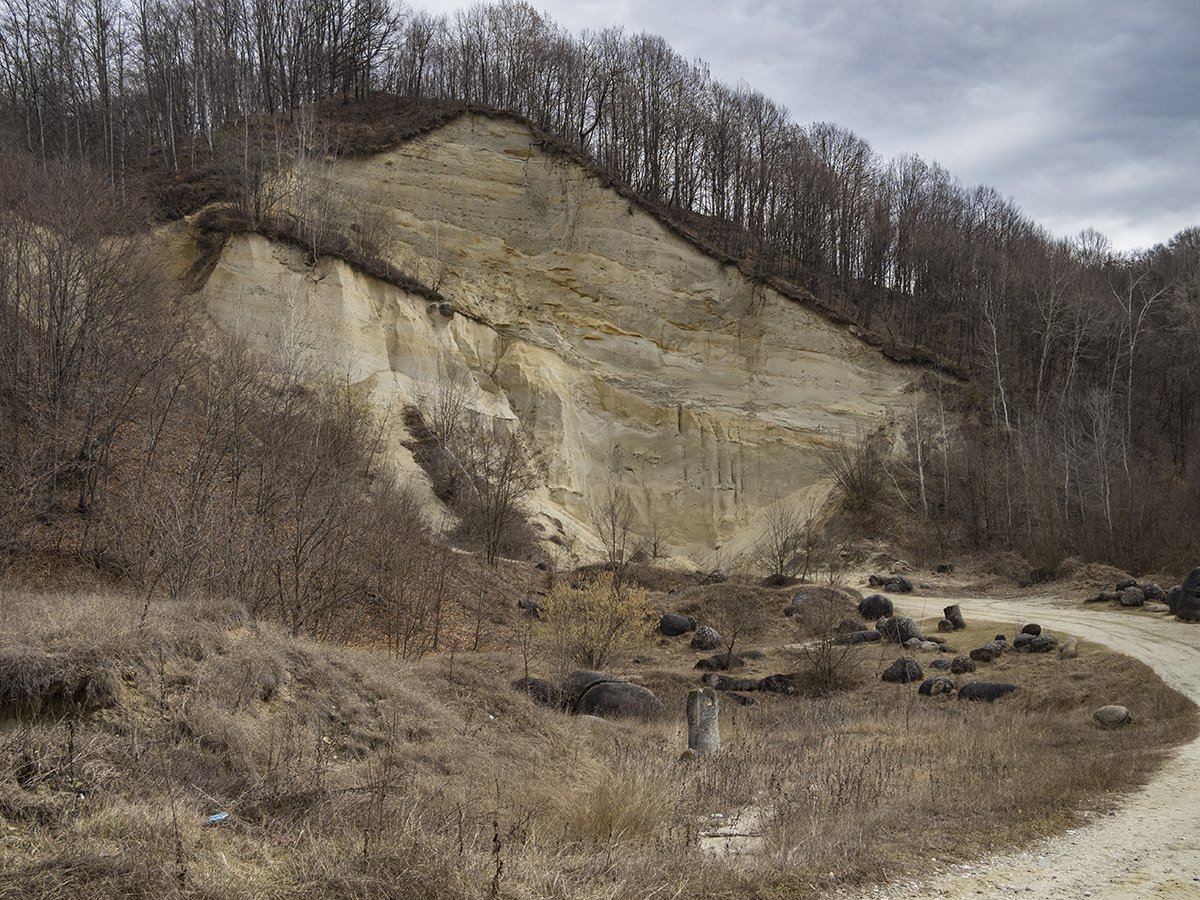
top-left (206, 812), bottom-right (231, 826)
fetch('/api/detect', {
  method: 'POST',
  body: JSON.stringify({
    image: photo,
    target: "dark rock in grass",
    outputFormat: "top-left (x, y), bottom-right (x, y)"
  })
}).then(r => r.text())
top-left (970, 643), bottom-right (1004, 663)
top-left (1119, 587), bottom-right (1145, 607)
top-left (512, 677), bottom-right (563, 709)
top-left (700, 569), bottom-right (728, 585)
top-left (562, 671), bottom-right (619, 711)
top-left (758, 673), bottom-right (802, 695)
top-left (881, 656), bottom-right (924, 684)
top-left (701, 674), bottom-right (760, 692)
top-left (577, 681), bottom-right (664, 720)
top-left (858, 594), bottom-right (894, 620)
top-left (725, 692), bottom-right (756, 706)
top-left (694, 653), bottom-right (744, 671)
top-left (957, 682), bottom-right (1018, 702)
top-left (993, 635), bottom-right (1009, 650)
top-left (1028, 634), bottom-right (1058, 653)
top-left (885, 576), bottom-right (914, 593)
top-left (935, 563), bottom-right (956, 574)
top-left (690, 626), bottom-right (723, 651)
top-left (918, 677), bottom-right (956, 697)
top-left (1141, 583), bottom-right (1166, 603)
top-left (930, 658), bottom-right (952, 671)
top-left (878, 615), bottom-right (921, 644)
top-left (937, 618), bottom-right (955, 633)
top-left (835, 629), bottom-right (882, 646)
top-left (658, 613), bottom-right (697, 636)
top-left (950, 655), bottom-right (977, 675)
top-left (1013, 633), bottom-right (1036, 651)
top-left (1093, 705), bottom-right (1132, 728)
top-left (868, 573), bottom-right (886, 587)
top-left (1021, 623), bottom-right (1042, 636)
top-left (1116, 578), bottom-right (1138, 591)
top-left (943, 605), bottom-right (967, 630)
top-left (835, 618), bottom-right (864, 634)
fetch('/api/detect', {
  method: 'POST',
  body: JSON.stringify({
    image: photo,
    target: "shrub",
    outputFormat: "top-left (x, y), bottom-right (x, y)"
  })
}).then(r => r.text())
top-left (542, 572), bottom-right (653, 670)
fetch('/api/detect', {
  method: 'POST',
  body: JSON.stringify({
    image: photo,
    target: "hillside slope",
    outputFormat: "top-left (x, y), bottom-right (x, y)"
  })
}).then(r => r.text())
top-left (170, 113), bottom-right (914, 559)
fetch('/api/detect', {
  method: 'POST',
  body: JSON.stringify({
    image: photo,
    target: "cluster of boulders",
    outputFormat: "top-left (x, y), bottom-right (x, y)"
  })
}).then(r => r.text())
top-left (1084, 568), bottom-right (1200, 622)
top-left (836, 606), bottom-right (959, 655)
top-left (867, 573), bottom-right (913, 593)
top-left (513, 671), bottom-right (665, 720)
top-left (878, 651), bottom-right (1017, 702)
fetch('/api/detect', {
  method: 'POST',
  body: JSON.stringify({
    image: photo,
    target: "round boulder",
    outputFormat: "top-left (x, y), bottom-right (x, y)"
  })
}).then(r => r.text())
top-left (918, 676), bottom-right (956, 697)
top-left (690, 626), bottom-right (723, 651)
top-left (1021, 623), bottom-right (1042, 637)
top-left (1028, 634), bottom-right (1059, 653)
top-left (950, 655), bottom-right (977, 675)
top-left (930, 658), bottom-right (952, 671)
top-left (513, 677), bottom-right (563, 709)
top-left (1115, 578), bottom-right (1137, 591)
top-left (878, 615), bottom-right (921, 644)
top-left (1093, 705), bottom-right (1132, 729)
top-left (577, 681), bottom-right (665, 720)
top-left (885, 575), bottom-right (914, 593)
top-left (1175, 569), bottom-right (1200, 622)
top-left (562, 671), bottom-right (618, 711)
top-left (1013, 633), bottom-right (1036, 651)
top-left (1141, 583), bottom-right (1165, 603)
top-left (858, 594), bottom-right (894, 620)
top-left (1119, 587), bottom-right (1145, 607)
top-left (881, 656), bottom-right (924, 684)
top-left (659, 613), bottom-right (697, 636)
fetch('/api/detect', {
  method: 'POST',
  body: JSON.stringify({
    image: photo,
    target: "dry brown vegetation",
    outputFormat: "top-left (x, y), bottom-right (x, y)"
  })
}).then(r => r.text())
top-left (1, 576), bottom-right (1193, 899)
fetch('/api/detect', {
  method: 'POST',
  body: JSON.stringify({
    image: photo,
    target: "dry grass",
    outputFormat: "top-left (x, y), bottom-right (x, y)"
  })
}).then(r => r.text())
top-left (0, 581), bottom-right (1194, 899)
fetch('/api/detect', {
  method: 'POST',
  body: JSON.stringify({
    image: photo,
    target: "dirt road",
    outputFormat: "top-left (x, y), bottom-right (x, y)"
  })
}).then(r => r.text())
top-left (870, 595), bottom-right (1200, 899)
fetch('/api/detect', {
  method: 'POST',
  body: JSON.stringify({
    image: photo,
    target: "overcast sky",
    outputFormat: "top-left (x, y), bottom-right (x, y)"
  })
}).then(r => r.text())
top-left (418, 0), bottom-right (1200, 252)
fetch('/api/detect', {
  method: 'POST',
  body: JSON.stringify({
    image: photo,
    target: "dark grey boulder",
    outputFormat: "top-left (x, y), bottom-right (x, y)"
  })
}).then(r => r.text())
top-left (577, 681), bottom-right (665, 720)
top-left (1141, 583), bottom-right (1165, 603)
top-left (834, 629), bottom-right (881, 645)
top-left (868, 573), bottom-right (886, 587)
top-left (885, 576), bottom-right (914, 593)
top-left (943, 605), bottom-right (967, 630)
top-left (1027, 634), bottom-right (1058, 653)
top-left (513, 677), bottom-right (563, 709)
top-left (1176, 569), bottom-right (1200, 621)
top-left (1167, 585), bottom-right (1183, 615)
top-left (858, 594), bottom-right (894, 620)
top-left (659, 613), bottom-right (697, 636)
top-left (993, 635), bottom-right (1009, 650)
top-left (918, 677), bottom-right (956, 696)
top-left (1021, 623), bottom-right (1042, 636)
top-left (758, 673), bottom-right (802, 695)
top-left (1013, 633), bottom-right (1036, 651)
top-left (969, 645), bottom-right (999, 663)
top-left (881, 656), bottom-right (924, 684)
top-left (1115, 578), bottom-right (1138, 591)
top-left (878, 615), bottom-right (921, 644)
top-left (930, 658), bottom-right (952, 670)
top-left (563, 671), bottom-right (618, 711)
top-left (690, 625), bottom-right (723, 651)
top-left (950, 655), bottom-right (977, 675)
top-left (694, 653), bottom-right (744, 671)
top-left (701, 674), bottom-right (760, 692)
top-left (957, 682), bottom-right (1018, 702)
top-left (937, 618), bottom-right (955, 633)
top-left (1119, 587), bottom-right (1145, 607)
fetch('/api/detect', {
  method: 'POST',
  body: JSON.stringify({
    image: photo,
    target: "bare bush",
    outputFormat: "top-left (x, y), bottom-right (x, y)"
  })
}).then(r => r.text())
top-left (542, 571), bottom-right (653, 671)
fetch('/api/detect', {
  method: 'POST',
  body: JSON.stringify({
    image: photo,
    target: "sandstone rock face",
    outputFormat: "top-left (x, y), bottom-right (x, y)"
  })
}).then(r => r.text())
top-left (169, 114), bottom-right (912, 559)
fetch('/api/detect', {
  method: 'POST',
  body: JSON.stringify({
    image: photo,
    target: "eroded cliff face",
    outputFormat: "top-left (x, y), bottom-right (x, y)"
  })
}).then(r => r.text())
top-left (172, 113), bottom-right (914, 562)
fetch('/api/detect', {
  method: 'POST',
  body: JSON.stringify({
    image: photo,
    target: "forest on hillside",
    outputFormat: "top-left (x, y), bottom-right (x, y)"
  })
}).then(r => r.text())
top-left (2, 0), bottom-right (1199, 575)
